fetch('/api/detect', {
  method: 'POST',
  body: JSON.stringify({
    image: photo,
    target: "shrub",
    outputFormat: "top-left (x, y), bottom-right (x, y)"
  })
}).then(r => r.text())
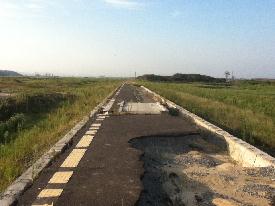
top-left (0, 113), bottom-right (25, 144)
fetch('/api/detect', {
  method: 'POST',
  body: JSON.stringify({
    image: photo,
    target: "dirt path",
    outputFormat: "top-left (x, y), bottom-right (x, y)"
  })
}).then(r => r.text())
top-left (17, 84), bottom-right (274, 206)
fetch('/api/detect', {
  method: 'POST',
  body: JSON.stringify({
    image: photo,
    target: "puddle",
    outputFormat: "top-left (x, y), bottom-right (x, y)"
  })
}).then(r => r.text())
top-left (130, 135), bottom-right (275, 206)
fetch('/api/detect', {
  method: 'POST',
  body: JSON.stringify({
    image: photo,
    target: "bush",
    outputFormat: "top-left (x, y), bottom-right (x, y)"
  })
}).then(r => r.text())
top-left (0, 93), bottom-right (73, 121)
top-left (0, 113), bottom-right (25, 144)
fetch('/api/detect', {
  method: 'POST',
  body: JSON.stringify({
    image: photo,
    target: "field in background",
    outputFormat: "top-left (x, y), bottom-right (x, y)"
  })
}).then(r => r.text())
top-left (0, 77), bottom-right (121, 191)
top-left (139, 81), bottom-right (275, 156)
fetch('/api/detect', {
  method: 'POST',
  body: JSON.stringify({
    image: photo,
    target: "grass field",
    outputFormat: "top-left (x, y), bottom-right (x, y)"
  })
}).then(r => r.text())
top-left (0, 77), bottom-right (121, 191)
top-left (139, 80), bottom-right (275, 156)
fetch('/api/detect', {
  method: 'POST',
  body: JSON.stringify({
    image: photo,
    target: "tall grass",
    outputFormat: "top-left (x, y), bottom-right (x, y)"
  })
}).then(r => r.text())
top-left (140, 81), bottom-right (275, 156)
top-left (0, 78), bottom-right (121, 191)
top-left (0, 114), bottom-right (25, 144)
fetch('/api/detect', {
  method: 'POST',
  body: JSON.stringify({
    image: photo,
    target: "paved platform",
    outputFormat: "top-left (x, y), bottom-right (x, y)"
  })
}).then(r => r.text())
top-left (17, 84), bottom-right (198, 206)
top-left (15, 84), bottom-right (275, 206)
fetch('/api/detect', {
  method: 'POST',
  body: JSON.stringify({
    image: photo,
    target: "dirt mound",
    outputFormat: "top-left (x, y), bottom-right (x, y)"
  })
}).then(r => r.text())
top-left (130, 135), bottom-right (274, 206)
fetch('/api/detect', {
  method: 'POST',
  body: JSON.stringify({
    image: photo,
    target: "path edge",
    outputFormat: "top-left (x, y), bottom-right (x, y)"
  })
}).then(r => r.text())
top-left (0, 84), bottom-right (122, 206)
top-left (141, 85), bottom-right (275, 168)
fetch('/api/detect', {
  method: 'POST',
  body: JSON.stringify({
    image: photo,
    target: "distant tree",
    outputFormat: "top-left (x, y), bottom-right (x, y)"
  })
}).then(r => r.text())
top-left (225, 71), bottom-right (231, 82)
top-left (137, 73), bottom-right (225, 83)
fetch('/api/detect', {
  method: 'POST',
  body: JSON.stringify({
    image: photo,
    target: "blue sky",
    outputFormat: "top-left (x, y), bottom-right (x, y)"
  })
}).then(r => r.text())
top-left (0, 0), bottom-right (275, 78)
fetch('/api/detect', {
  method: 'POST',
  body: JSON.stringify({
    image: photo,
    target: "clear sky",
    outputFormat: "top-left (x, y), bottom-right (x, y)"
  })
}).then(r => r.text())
top-left (0, 0), bottom-right (275, 78)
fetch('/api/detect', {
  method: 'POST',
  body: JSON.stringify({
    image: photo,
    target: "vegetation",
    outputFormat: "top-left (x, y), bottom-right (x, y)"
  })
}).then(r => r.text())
top-left (139, 80), bottom-right (275, 156)
top-left (137, 73), bottom-right (225, 83)
top-left (0, 114), bottom-right (25, 144)
top-left (0, 77), bottom-right (121, 191)
top-left (0, 70), bottom-right (22, 77)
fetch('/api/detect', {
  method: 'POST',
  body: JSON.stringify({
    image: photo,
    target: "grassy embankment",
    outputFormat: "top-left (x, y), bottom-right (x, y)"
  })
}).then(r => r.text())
top-left (139, 81), bottom-right (275, 156)
top-left (0, 77), bottom-right (122, 191)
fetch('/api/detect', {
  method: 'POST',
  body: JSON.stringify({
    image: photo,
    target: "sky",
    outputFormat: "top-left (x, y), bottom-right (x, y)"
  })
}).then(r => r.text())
top-left (0, 0), bottom-right (275, 78)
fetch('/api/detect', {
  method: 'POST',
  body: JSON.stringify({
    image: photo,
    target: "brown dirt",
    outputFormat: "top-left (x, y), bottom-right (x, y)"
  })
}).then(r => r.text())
top-left (130, 134), bottom-right (275, 206)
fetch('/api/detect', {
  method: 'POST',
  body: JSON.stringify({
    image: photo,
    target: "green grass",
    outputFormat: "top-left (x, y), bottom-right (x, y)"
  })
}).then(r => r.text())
top-left (139, 81), bottom-right (275, 156)
top-left (0, 77), bottom-right (122, 191)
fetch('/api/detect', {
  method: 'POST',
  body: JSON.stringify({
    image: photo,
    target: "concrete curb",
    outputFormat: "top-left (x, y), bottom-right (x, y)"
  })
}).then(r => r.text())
top-left (141, 86), bottom-right (275, 168)
top-left (0, 85), bottom-right (122, 206)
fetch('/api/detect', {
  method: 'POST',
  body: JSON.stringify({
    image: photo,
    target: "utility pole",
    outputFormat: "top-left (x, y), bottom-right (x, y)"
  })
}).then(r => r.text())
top-left (135, 72), bottom-right (136, 79)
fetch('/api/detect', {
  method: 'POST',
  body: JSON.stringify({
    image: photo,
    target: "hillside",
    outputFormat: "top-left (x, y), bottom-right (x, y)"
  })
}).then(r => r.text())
top-left (137, 73), bottom-right (225, 83)
top-left (0, 70), bottom-right (23, 77)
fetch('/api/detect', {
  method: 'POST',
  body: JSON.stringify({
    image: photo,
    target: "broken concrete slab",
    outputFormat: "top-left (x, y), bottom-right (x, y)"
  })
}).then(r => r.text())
top-left (102, 98), bottom-right (115, 112)
top-left (122, 102), bottom-right (168, 114)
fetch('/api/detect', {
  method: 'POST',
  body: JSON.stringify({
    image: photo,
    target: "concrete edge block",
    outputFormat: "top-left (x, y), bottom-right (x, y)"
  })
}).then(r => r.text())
top-left (0, 84), bottom-right (122, 206)
top-left (140, 85), bottom-right (275, 168)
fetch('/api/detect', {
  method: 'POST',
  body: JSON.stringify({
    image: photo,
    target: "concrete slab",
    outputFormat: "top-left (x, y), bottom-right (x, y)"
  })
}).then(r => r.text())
top-left (76, 135), bottom-right (94, 148)
top-left (38, 189), bottom-right (63, 198)
top-left (122, 102), bottom-right (167, 114)
top-left (49, 172), bottom-right (73, 184)
top-left (102, 99), bottom-right (115, 112)
top-left (60, 149), bottom-right (86, 168)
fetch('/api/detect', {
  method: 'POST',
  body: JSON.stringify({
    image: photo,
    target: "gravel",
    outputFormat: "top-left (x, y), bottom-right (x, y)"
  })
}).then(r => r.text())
top-left (244, 167), bottom-right (275, 179)
top-left (241, 184), bottom-right (275, 200)
top-left (174, 154), bottom-right (219, 168)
